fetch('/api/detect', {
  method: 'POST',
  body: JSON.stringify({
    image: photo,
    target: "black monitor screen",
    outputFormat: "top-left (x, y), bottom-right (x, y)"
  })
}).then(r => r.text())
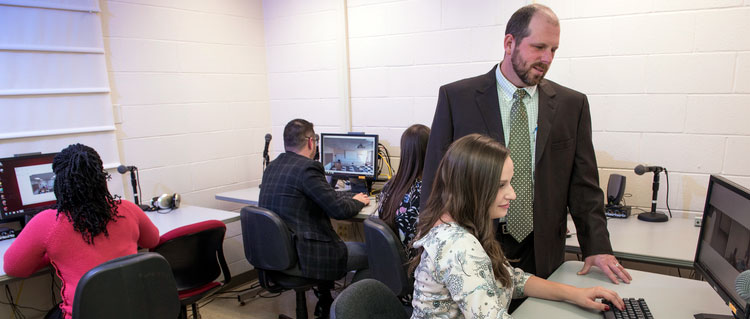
top-left (694, 175), bottom-right (750, 318)
top-left (320, 133), bottom-right (378, 178)
top-left (0, 153), bottom-right (58, 220)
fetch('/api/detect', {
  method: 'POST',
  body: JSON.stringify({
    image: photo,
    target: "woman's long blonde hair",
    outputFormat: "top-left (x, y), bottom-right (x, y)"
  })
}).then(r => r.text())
top-left (409, 134), bottom-right (512, 286)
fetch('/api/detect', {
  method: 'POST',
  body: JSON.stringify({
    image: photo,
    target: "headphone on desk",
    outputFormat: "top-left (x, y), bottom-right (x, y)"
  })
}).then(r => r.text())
top-left (147, 193), bottom-right (181, 211)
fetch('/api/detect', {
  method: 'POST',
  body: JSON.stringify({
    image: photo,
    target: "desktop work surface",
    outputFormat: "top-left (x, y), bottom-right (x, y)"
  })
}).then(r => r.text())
top-left (566, 216), bottom-right (700, 268)
top-left (215, 186), bottom-right (378, 220)
top-left (0, 205), bottom-right (239, 284)
top-left (513, 261), bottom-right (733, 318)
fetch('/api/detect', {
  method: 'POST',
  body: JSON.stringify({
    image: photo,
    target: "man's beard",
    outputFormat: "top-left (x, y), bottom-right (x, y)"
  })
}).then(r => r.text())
top-left (511, 48), bottom-right (548, 86)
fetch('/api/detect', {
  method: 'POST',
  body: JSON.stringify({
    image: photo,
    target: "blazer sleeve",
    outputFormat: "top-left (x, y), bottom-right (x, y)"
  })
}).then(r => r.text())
top-left (300, 163), bottom-right (365, 220)
top-left (568, 96), bottom-right (613, 257)
top-left (421, 85), bottom-right (454, 210)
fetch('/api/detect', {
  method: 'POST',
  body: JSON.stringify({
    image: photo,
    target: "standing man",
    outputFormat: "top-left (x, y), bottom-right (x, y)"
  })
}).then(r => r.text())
top-left (421, 4), bottom-right (632, 285)
top-left (259, 118), bottom-right (370, 317)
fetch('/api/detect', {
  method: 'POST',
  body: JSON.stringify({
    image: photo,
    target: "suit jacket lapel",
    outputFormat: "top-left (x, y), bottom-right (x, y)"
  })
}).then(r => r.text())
top-left (476, 66), bottom-right (504, 144)
top-left (535, 79), bottom-right (558, 166)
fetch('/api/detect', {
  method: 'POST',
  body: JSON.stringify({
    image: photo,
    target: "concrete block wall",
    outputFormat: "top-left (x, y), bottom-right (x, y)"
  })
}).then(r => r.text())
top-left (101, 0), bottom-right (270, 276)
top-left (264, 0), bottom-right (750, 216)
top-left (262, 0), bottom-right (350, 157)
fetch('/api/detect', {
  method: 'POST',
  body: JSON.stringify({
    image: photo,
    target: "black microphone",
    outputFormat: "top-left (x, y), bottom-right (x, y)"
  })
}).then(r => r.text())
top-left (634, 164), bottom-right (664, 175)
top-left (117, 165), bottom-right (136, 174)
top-left (737, 270), bottom-right (750, 301)
top-left (314, 134), bottom-right (320, 161)
top-left (263, 134), bottom-right (271, 159)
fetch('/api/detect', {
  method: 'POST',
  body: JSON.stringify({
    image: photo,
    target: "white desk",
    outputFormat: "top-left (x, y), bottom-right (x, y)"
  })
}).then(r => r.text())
top-left (215, 186), bottom-right (378, 221)
top-left (566, 216), bottom-right (700, 268)
top-left (0, 205), bottom-right (239, 284)
top-left (513, 261), bottom-right (733, 318)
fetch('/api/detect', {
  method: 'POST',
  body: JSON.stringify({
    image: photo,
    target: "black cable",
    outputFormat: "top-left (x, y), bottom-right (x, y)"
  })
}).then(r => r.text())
top-left (135, 168), bottom-right (144, 207)
top-left (49, 272), bottom-right (58, 308)
top-left (664, 169), bottom-right (673, 218)
top-left (0, 299), bottom-right (48, 314)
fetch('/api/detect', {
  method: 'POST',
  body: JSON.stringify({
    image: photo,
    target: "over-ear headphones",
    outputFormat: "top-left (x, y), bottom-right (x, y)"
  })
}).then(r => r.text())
top-left (150, 193), bottom-right (181, 210)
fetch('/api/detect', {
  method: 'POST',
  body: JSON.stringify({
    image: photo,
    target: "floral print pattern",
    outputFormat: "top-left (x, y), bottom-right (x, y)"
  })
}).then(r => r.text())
top-left (411, 222), bottom-right (531, 319)
top-left (378, 180), bottom-right (421, 257)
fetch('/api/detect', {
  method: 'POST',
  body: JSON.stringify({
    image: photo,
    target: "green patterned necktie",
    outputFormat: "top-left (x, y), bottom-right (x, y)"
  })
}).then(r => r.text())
top-left (507, 89), bottom-right (534, 242)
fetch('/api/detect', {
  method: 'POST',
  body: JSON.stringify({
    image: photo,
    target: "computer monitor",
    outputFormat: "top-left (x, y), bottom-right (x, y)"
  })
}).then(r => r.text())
top-left (694, 175), bottom-right (750, 319)
top-left (0, 153), bottom-right (58, 221)
top-left (319, 133), bottom-right (378, 193)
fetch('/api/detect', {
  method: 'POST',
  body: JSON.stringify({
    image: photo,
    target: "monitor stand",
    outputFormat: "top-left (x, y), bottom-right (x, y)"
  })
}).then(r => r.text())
top-left (349, 177), bottom-right (369, 194)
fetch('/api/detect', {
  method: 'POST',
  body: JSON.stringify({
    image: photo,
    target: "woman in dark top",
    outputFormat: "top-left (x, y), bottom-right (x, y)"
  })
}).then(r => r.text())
top-left (377, 124), bottom-right (430, 256)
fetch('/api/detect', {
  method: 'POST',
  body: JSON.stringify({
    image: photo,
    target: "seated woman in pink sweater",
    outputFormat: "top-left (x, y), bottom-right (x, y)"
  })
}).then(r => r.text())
top-left (3, 144), bottom-right (160, 319)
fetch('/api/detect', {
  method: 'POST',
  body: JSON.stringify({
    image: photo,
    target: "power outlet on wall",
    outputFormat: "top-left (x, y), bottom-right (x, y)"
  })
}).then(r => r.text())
top-left (694, 216), bottom-right (702, 227)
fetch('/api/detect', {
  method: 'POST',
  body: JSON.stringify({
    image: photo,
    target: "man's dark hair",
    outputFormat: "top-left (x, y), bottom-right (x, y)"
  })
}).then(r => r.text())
top-left (283, 119), bottom-right (314, 151)
top-left (505, 4), bottom-right (557, 44)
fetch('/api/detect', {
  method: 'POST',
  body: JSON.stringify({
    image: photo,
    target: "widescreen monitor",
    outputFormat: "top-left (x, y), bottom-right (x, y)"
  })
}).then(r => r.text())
top-left (0, 153), bottom-right (58, 220)
top-left (694, 175), bottom-right (750, 319)
top-left (320, 133), bottom-right (378, 179)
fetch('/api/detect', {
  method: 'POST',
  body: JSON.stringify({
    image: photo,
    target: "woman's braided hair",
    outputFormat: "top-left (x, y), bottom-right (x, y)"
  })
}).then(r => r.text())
top-left (52, 144), bottom-right (121, 244)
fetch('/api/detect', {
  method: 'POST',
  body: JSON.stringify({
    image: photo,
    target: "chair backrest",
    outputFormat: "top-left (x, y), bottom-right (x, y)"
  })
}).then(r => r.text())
top-left (330, 278), bottom-right (409, 319)
top-left (151, 220), bottom-right (230, 291)
top-left (73, 252), bottom-right (180, 319)
top-left (364, 216), bottom-right (412, 297)
top-left (240, 206), bottom-right (297, 271)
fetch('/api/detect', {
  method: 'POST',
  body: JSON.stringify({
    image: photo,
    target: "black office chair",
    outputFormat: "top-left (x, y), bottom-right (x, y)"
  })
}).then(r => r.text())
top-left (363, 216), bottom-right (413, 298)
top-left (151, 220), bottom-right (231, 319)
top-left (330, 278), bottom-right (409, 319)
top-left (72, 252), bottom-right (180, 319)
top-left (241, 206), bottom-right (324, 319)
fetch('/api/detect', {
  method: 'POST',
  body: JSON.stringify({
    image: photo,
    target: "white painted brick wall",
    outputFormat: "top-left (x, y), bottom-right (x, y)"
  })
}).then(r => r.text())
top-left (104, 0), bottom-right (270, 277)
top-left (736, 52), bottom-right (750, 92)
top-left (266, 0), bottom-right (750, 215)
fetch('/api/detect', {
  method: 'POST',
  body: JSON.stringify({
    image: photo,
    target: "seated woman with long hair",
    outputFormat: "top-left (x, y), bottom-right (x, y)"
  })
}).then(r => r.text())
top-left (377, 124), bottom-right (430, 256)
top-left (410, 134), bottom-right (624, 318)
top-left (3, 144), bottom-right (160, 319)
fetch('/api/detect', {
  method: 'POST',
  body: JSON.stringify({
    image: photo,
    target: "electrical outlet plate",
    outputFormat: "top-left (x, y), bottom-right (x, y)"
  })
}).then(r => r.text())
top-left (694, 216), bottom-right (702, 227)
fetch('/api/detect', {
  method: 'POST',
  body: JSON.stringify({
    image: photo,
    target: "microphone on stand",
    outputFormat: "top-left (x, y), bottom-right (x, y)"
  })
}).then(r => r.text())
top-left (313, 134), bottom-right (320, 161)
top-left (634, 164), bottom-right (669, 222)
top-left (117, 165), bottom-right (136, 174)
top-left (634, 164), bottom-right (663, 175)
top-left (263, 133), bottom-right (272, 171)
top-left (117, 164), bottom-right (151, 211)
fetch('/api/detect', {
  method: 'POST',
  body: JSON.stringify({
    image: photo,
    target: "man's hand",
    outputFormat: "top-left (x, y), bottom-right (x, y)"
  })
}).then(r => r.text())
top-left (578, 254), bottom-right (632, 284)
top-left (352, 193), bottom-right (370, 205)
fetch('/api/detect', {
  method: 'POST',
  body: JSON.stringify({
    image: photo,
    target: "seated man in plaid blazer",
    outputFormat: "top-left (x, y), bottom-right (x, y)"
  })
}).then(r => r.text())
top-left (259, 118), bottom-right (371, 318)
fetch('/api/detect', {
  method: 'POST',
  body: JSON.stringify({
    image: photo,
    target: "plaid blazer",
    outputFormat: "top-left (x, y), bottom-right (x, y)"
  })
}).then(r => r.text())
top-left (259, 151), bottom-right (365, 281)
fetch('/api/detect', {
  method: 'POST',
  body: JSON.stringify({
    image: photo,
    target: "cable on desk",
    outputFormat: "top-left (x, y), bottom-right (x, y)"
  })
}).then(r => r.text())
top-left (664, 169), bottom-right (673, 218)
top-left (377, 143), bottom-right (393, 180)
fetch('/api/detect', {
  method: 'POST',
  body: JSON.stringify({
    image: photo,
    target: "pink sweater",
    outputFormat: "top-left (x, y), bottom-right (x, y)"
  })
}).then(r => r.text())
top-left (3, 200), bottom-right (159, 319)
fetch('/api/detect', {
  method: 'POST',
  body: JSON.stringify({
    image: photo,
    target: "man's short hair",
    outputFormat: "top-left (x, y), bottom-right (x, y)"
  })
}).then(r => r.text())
top-left (284, 119), bottom-right (314, 151)
top-left (505, 4), bottom-right (558, 44)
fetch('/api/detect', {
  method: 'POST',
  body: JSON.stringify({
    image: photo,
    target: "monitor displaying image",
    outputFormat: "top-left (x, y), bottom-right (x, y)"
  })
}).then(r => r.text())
top-left (694, 175), bottom-right (750, 318)
top-left (17, 166), bottom-right (56, 205)
top-left (0, 153), bottom-right (58, 220)
top-left (320, 133), bottom-right (378, 178)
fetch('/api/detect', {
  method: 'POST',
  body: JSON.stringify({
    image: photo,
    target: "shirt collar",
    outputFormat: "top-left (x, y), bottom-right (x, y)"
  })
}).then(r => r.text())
top-left (495, 63), bottom-right (537, 101)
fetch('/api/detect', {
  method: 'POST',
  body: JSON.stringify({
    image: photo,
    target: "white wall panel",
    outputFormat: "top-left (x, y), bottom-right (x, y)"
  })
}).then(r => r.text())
top-left (0, 4), bottom-right (102, 50)
top-left (0, 52), bottom-right (109, 93)
top-left (0, 94), bottom-right (113, 136)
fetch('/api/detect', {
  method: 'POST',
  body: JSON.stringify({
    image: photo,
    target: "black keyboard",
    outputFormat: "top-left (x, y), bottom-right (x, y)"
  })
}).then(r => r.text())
top-left (602, 298), bottom-right (654, 319)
